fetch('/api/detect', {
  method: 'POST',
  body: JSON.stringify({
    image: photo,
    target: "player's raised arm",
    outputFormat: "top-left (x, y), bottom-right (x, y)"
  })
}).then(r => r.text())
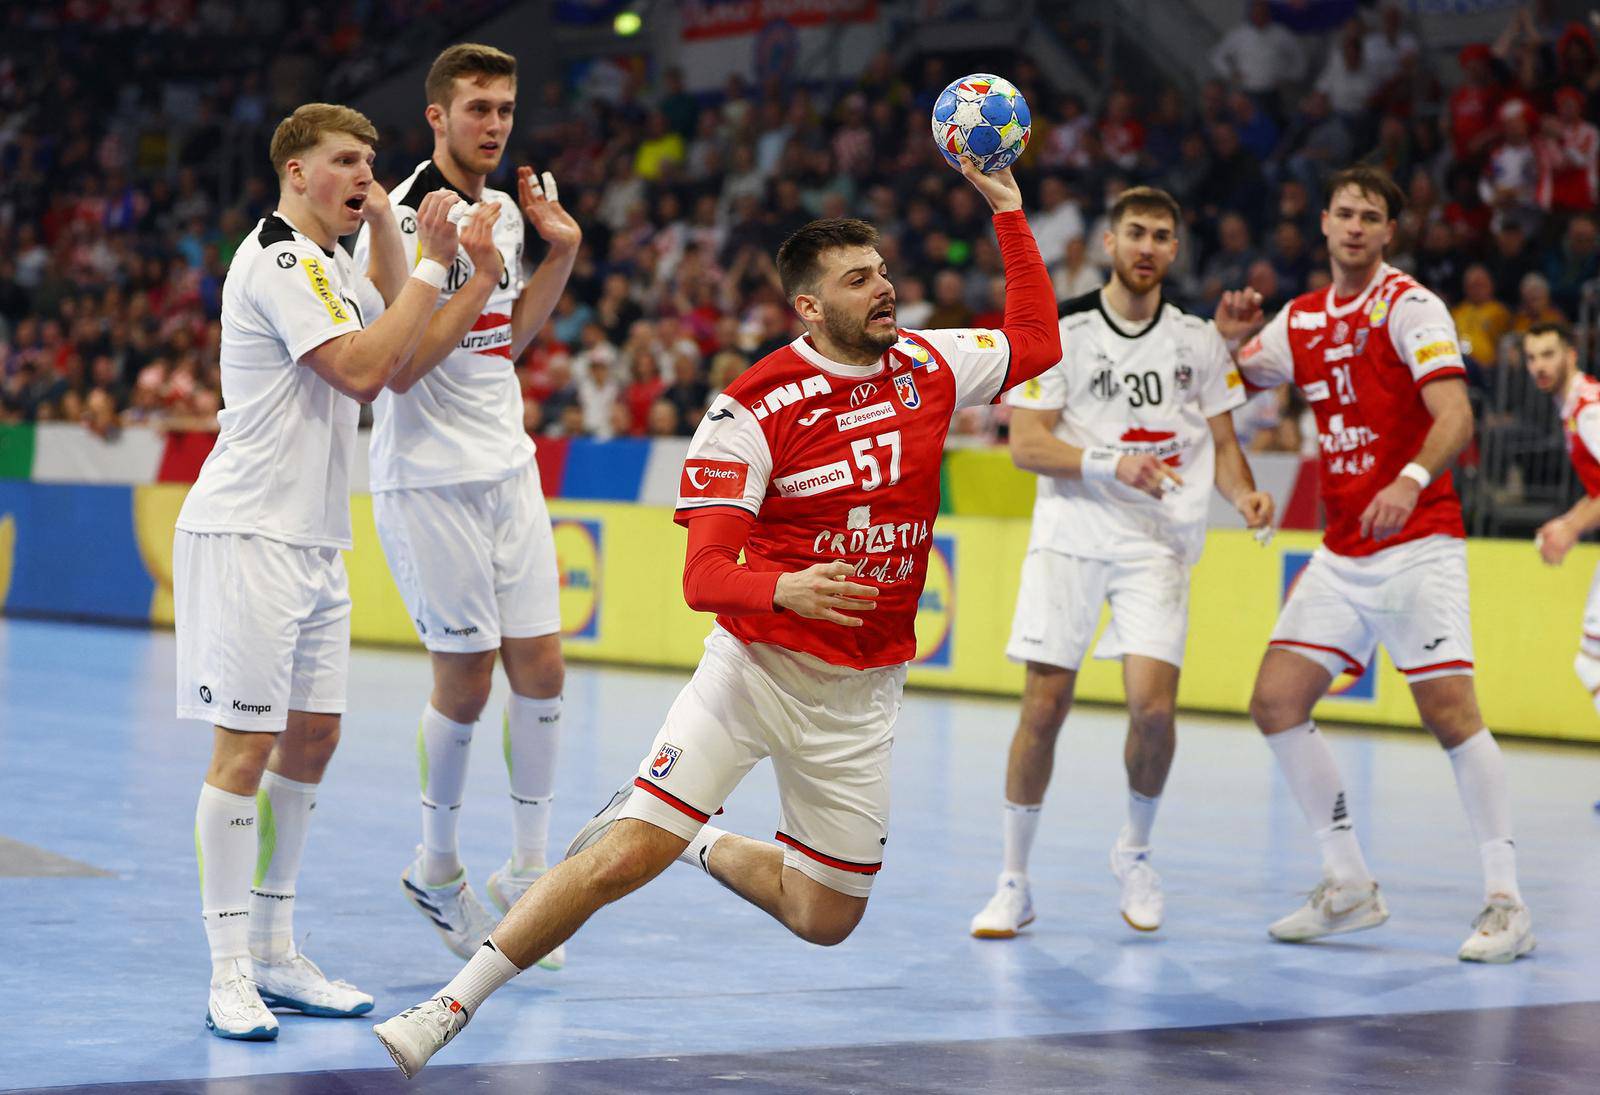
top-left (956, 160), bottom-right (1061, 388)
top-left (509, 167), bottom-right (581, 360)
top-left (360, 180), bottom-right (410, 305)
top-left (385, 200), bottom-right (506, 393)
top-left (301, 189), bottom-right (461, 402)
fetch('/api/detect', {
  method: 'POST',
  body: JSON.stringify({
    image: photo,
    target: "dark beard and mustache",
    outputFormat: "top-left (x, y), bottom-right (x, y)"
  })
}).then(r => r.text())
top-left (822, 305), bottom-right (897, 361)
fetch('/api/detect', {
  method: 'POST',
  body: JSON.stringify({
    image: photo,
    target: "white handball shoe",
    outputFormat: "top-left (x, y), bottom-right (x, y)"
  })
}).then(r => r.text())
top-left (1110, 839), bottom-right (1164, 932)
top-left (564, 779), bottom-right (636, 860)
top-left (401, 849), bottom-right (498, 960)
top-left (253, 948), bottom-right (374, 1017)
top-left (970, 872), bottom-right (1036, 939)
top-left (205, 960), bottom-right (278, 1041)
top-left (1269, 877), bottom-right (1389, 943)
top-left (373, 995), bottom-right (471, 1080)
top-left (1458, 898), bottom-right (1536, 963)
top-left (485, 862), bottom-right (564, 972)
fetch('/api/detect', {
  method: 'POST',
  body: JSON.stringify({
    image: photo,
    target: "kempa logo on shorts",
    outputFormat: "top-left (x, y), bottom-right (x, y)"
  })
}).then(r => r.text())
top-left (443, 625), bottom-right (480, 637)
top-left (774, 460), bottom-right (852, 498)
top-left (198, 685), bottom-right (213, 703)
top-left (232, 699), bottom-right (272, 714)
top-left (835, 402), bottom-right (895, 432)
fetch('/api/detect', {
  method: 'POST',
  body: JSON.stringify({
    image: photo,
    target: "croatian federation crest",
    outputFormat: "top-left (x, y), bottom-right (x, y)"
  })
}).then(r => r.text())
top-left (650, 743), bottom-right (682, 780)
top-left (893, 372), bottom-right (921, 409)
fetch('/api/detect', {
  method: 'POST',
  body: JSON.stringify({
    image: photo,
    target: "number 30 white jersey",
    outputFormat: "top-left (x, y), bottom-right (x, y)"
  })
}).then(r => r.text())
top-left (1006, 291), bottom-right (1245, 564)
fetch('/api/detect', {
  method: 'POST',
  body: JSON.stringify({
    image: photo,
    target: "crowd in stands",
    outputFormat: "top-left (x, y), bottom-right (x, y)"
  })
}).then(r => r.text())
top-left (2, 1), bottom-right (1597, 497)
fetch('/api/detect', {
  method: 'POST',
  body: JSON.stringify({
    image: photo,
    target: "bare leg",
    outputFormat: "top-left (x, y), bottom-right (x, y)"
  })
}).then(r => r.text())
top-left (1121, 656), bottom-right (1179, 798)
top-left (703, 835), bottom-right (867, 946)
top-left (1004, 662), bottom-right (1077, 804)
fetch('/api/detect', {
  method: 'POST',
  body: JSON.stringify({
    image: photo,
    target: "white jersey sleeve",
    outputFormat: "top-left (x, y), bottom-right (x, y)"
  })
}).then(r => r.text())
top-left (1003, 361), bottom-right (1068, 410)
top-left (910, 327), bottom-right (1013, 410)
top-left (1579, 404), bottom-right (1600, 462)
top-left (1235, 305), bottom-right (1294, 391)
top-left (1196, 320), bottom-right (1248, 418)
top-left (675, 393), bottom-right (773, 518)
top-left (1387, 288), bottom-right (1466, 384)
top-left (255, 244), bottom-right (363, 363)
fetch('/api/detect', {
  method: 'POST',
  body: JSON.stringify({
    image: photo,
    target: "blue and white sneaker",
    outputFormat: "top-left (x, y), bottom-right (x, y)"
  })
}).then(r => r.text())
top-left (205, 960), bottom-right (278, 1041)
top-left (253, 948), bottom-right (373, 1017)
top-left (401, 848), bottom-right (497, 960)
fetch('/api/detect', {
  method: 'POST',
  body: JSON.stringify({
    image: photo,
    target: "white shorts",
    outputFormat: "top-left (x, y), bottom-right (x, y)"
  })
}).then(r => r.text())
top-left (373, 461), bottom-right (560, 654)
top-left (173, 531), bottom-right (350, 732)
top-left (619, 626), bottom-right (906, 899)
top-left (1005, 550), bottom-right (1190, 671)
top-left (1269, 535), bottom-right (1474, 684)
top-left (1581, 561), bottom-right (1600, 661)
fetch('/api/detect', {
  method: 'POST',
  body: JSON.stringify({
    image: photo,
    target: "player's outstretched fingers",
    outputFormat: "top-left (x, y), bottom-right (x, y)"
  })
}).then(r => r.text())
top-left (414, 190), bottom-right (461, 263)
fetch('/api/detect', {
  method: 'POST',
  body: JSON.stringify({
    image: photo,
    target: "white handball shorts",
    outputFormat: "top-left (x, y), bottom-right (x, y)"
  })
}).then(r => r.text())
top-left (373, 461), bottom-right (561, 654)
top-left (173, 530), bottom-right (350, 732)
top-left (619, 626), bottom-right (906, 899)
top-left (1005, 549), bottom-right (1190, 671)
top-left (1269, 534), bottom-right (1474, 684)
top-left (1580, 560), bottom-right (1600, 662)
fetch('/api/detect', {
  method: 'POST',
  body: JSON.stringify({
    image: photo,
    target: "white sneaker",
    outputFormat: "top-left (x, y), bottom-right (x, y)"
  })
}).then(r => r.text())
top-left (564, 779), bottom-right (636, 860)
top-left (485, 861), bottom-right (564, 971)
top-left (373, 995), bottom-right (471, 1079)
top-left (401, 849), bottom-right (498, 960)
top-left (1269, 878), bottom-right (1389, 942)
top-left (1458, 899), bottom-right (1536, 963)
top-left (970, 872), bottom-right (1035, 939)
top-left (252, 948), bottom-right (374, 1017)
top-left (1110, 839), bottom-right (1163, 932)
top-left (205, 960), bottom-right (279, 1041)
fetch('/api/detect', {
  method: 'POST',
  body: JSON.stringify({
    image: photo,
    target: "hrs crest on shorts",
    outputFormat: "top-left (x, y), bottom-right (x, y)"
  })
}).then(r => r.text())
top-left (650, 743), bottom-right (682, 780)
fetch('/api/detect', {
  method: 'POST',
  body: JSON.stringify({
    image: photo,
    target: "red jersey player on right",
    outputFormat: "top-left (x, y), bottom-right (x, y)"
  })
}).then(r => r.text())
top-left (1218, 165), bottom-right (1534, 963)
top-left (1524, 323), bottom-right (1600, 713)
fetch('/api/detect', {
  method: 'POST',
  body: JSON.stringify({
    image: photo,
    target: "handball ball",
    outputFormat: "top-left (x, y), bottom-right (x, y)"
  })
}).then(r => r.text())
top-left (931, 74), bottom-right (1031, 174)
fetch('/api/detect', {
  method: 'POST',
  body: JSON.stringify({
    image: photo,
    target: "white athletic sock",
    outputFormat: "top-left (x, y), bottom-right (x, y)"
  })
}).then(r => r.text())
top-left (678, 824), bottom-right (727, 873)
top-left (419, 705), bottom-right (476, 885)
top-left (249, 770), bottom-right (318, 962)
top-left (1002, 801), bottom-right (1042, 876)
top-left (439, 938), bottom-right (522, 1016)
top-left (504, 693), bottom-right (562, 873)
top-left (1264, 722), bottom-right (1374, 889)
top-left (1125, 790), bottom-right (1161, 848)
top-left (1447, 729), bottom-right (1521, 903)
top-left (196, 783), bottom-right (256, 981)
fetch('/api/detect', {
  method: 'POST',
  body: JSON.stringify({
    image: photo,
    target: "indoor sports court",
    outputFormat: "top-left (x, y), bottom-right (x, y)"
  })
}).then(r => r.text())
top-left (4, 615), bottom-right (1597, 1093)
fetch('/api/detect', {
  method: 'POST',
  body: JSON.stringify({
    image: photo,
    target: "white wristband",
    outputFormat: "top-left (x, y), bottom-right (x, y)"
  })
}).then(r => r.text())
top-left (411, 258), bottom-right (448, 290)
top-left (1081, 446), bottom-right (1121, 482)
top-left (1399, 462), bottom-right (1431, 489)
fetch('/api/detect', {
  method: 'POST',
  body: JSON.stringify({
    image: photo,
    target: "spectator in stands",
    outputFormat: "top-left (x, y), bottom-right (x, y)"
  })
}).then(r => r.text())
top-left (1229, 90), bottom-right (1279, 162)
top-left (1364, 4), bottom-right (1420, 89)
top-left (1268, 220), bottom-right (1312, 292)
top-left (1453, 264), bottom-right (1513, 365)
top-left (1481, 99), bottom-right (1544, 230)
top-left (1201, 213), bottom-right (1259, 306)
top-left (645, 398), bottom-right (680, 438)
top-left (1316, 21), bottom-right (1383, 121)
top-left (1054, 236), bottom-right (1102, 302)
top-left (1512, 272), bottom-right (1566, 332)
top-left (1487, 221), bottom-right (1538, 301)
top-left (1538, 86), bottom-right (1598, 214)
top-left (1278, 90), bottom-right (1355, 193)
top-left (1030, 176), bottom-right (1085, 279)
top-left (1099, 91), bottom-right (1145, 172)
top-left (1544, 213), bottom-right (1599, 316)
top-left (1210, 0), bottom-right (1306, 102)
top-left (1449, 44), bottom-right (1505, 162)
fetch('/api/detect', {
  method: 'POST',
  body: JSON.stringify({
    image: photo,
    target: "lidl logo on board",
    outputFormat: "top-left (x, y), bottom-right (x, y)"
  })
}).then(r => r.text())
top-left (553, 518), bottom-right (602, 641)
top-left (913, 535), bottom-right (956, 668)
top-left (1280, 551), bottom-right (1375, 702)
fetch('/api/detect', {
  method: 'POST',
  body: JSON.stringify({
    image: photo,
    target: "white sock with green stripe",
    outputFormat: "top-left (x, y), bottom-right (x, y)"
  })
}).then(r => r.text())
top-left (420, 705), bottom-right (476, 886)
top-left (196, 782), bottom-right (256, 982)
top-left (249, 770), bottom-right (318, 962)
top-left (505, 693), bottom-right (561, 873)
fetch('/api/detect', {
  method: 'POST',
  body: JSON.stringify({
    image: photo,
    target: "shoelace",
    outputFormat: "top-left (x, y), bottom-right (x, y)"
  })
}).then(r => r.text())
top-left (1471, 905), bottom-right (1513, 934)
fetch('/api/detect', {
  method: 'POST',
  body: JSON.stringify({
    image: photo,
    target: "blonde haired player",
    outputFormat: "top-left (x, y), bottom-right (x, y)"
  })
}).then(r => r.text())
top-left (352, 43), bottom-right (582, 968)
top-left (176, 103), bottom-right (466, 1040)
top-left (1524, 323), bottom-right (1600, 717)
top-left (971, 186), bottom-right (1271, 939)
top-left (1220, 165), bottom-right (1533, 962)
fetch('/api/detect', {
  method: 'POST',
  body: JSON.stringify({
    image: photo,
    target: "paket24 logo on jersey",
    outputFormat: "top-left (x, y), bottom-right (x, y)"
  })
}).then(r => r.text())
top-left (552, 518), bottom-right (602, 641)
top-left (680, 460), bottom-right (748, 499)
top-left (1280, 551), bottom-right (1375, 702)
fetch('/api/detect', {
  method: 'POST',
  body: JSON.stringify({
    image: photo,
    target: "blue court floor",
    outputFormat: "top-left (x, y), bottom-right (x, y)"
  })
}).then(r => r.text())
top-left (2, 617), bottom-right (1598, 1093)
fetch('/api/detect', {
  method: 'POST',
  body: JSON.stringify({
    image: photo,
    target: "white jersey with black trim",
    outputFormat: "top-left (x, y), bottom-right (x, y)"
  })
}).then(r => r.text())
top-left (1005, 290), bottom-right (1246, 564)
top-left (357, 159), bottom-right (531, 492)
top-left (177, 211), bottom-right (384, 550)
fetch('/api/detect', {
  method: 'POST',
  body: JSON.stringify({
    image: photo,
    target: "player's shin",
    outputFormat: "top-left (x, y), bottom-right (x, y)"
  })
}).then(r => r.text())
top-left (249, 771), bottom-right (318, 961)
top-left (196, 783), bottom-right (258, 979)
top-left (1446, 729), bottom-right (1521, 903)
top-left (1264, 722), bottom-right (1374, 887)
top-left (504, 693), bottom-right (561, 872)
top-left (419, 704), bottom-right (475, 884)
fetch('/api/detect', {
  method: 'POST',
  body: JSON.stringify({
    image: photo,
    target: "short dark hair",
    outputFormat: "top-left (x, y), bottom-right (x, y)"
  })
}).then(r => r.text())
top-left (1324, 164), bottom-right (1405, 220)
top-left (1524, 321), bottom-right (1575, 347)
top-left (269, 103), bottom-right (378, 178)
top-left (776, 218), bottom-right (881, 301)
top-left (1108, 186), bottom-right (1181, 230)
top-left (426, 43), bottom-right (516, 109)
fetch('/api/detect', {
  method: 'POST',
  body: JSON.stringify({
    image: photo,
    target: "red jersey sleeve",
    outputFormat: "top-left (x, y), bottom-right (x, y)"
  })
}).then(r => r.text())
top-left (681, 509), bottom-right (782, 616)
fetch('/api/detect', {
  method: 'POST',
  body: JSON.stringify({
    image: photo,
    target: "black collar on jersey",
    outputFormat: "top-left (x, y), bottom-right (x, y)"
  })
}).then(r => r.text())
top-left (1095, 289), bottom-right (1165, 340)
top-left (261, 213), bottom-right (334, 258)
top-left (412, 158), bottom-right (476, 204)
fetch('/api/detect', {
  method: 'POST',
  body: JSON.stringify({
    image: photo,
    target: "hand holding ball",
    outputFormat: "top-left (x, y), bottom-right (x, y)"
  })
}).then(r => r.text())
top-left (931, 74), bottom-right (1031, 173)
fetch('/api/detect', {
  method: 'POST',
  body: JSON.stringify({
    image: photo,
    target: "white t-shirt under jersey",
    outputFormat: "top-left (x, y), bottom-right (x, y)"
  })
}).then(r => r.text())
top-left (356, 159), bottom-right (532, 493)
top-left (1005, 290), bottom-right (1246, 565)
top-left (177, 211), bottom-right (384, 550)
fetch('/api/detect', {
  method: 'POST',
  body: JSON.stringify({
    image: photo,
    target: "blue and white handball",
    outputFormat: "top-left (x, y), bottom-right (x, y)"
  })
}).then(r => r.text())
top-left (930, 73), bottom-right (1031, 174)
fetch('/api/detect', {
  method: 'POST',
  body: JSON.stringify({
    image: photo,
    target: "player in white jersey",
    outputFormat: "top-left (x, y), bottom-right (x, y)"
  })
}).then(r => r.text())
top-left (177, 103), bottom-right (466, 1040)
top-left (352, 45), bottom-right (582, 966)
top-left (971, 187), bottom-right (1273, 939)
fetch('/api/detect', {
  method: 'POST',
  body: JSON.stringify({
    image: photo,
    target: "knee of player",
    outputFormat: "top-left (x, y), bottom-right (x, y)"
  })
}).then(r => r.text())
top-left (587, 826), bottom-right (677, 893)
top-left (792, 907), bottom-right (864, 947)
top-left (1127, 700), bottom-right (1176, 738)
top-left (1248, 687), bottom-right (1295, 733)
